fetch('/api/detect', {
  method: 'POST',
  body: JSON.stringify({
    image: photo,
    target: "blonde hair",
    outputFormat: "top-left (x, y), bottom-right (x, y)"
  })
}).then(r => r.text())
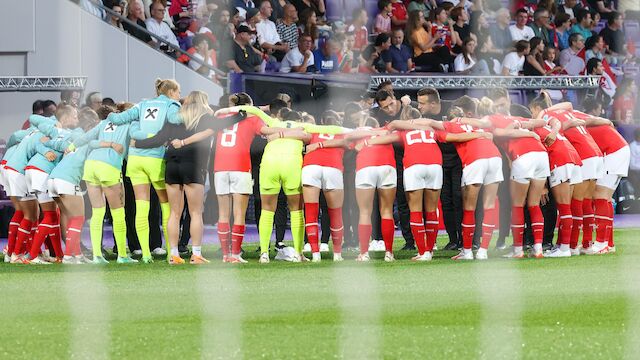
top-left (448, 106), bottom-right (465, 119)
top-left (55, 104), bottom-right (77, 122)
top-left (180, 91), bottom-right (212, 130)
top-left (78, 108), bottom-right (100, 130)
top-left (155, 78), bottom-right (180, 97)
top-left (400, 106), bottom-right (421, 120)
top-left (477, 97), bottom-right (495, 117)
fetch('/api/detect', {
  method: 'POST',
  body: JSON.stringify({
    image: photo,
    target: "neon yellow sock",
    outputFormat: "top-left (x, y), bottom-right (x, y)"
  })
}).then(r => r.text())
top-left (160, 201), bottom-right (170, 253)
top-left (290, 210), bottom-right (305, 253)
top-left (90, 207), bottom-right (106, 257)
top-left (135, 200), bottom-right (151, 258)
top-left (111, 207), bottom-right (127, 258)
top-left (258, 210), bottom-right (274, 254)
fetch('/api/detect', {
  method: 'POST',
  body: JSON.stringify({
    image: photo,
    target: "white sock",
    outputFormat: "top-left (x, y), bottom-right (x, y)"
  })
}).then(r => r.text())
top-left (560, 244), bottom-right (570, 252)
top-left (463, 248), bottom-right (472, 255)
top-left (514, 246), bottom-right (523, 254)
top-left (477, 248), bottom-right (487, 256)
top-left (533, 243), bottom-right (542, 252)
top-left (170, 247), bottom-right (179, 257)
top-left (192, 246), bottom-right (202, 256)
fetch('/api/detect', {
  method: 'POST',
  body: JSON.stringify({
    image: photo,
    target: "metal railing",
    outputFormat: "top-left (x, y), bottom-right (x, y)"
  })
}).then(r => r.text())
top-left (71, 0), bottom-right (226, 79)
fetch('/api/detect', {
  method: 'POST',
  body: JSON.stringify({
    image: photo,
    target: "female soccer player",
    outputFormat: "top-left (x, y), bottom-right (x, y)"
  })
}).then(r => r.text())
top-left (106, 79), bottom-right (182, 263)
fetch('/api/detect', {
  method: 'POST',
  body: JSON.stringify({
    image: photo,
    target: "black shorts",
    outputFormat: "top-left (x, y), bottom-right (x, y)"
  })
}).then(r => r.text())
top-left (165, 160), bottom-right (207, 185)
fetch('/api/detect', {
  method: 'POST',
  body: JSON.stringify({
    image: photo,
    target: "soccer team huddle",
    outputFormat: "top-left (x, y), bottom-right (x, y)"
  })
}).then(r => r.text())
top-left (1, 78), bottom-right (630, 265)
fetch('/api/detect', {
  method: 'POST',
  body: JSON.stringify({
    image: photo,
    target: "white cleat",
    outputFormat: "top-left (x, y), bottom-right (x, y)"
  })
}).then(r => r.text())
top-left (4, 254), bottom-right (10, 263)
top-left (608, 246), bottom-right (616, 253)
top-left (591, 242), bottom-right (609, 255)
top-left (259, 252), bottom-right (270, 264)
top-left (544, 246), bottom-right (571, 258)
top-left (333, 253), bottom-right (344, 262)
top-left (152, 247), bottom-right (167, 256)
top-left (411, 252), bottom-right (432, 261)
top-left (291, 253), bottom-right (309, 263)
top-left (452, 250), bottom-right (474, 260)
top-left (312, 252), bottom-right (322, 262)
top-left (75, 255), bottom-right (90, 264)
top-left (320, 243), bottom-right (330, 252)
top-left (356, 253), bottom-right (370, 262)
top-left (228, 254), bottom-right (248, 263)
top-left (502, 250), bottom-right (525, 259)
top-left (62, 255), bottom-right (78, 264)
top-left (384, 251), bottom-right (395, 262)
top-left (475, 249), bottom-right (488, 260)
top-left (570, 248), bottom-right (581, 256)
top-left (29, 256), bottom-right (52, 265)
top-left (303, 243), bottom-right (312, 252)
top-left (132, 249), bottom-right (143, 256)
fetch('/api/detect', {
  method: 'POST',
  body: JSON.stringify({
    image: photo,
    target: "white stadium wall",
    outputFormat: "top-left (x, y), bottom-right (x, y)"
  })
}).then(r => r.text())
top-left (0, 0), bottom-right (223, 141)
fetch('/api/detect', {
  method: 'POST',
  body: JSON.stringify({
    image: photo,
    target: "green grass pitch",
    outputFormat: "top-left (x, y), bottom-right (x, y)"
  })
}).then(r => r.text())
top-left (1, 229), bottom-right (639, 359)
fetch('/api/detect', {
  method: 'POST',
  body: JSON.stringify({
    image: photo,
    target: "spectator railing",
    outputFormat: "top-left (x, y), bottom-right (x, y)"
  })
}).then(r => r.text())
top-left (369, 75), bottom-right (602, 90)
top-left (72, 0), bottom-right (226, 79)
top-left (0, 76), bottom-right (87, 92)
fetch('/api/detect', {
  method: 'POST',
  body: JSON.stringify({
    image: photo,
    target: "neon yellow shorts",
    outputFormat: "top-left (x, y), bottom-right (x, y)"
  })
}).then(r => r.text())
top-left (83, 160), bottom-right (122, 187)
top-left (126, 155), bottom-right (166, 188)
top-left (259, 156), bottom-right (302, 195)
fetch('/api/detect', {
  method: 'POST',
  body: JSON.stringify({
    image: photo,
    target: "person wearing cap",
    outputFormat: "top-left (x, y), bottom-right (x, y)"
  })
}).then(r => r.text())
top-left (244, 7), bottom-right (261, 45)
top-left (225, 25), bottom-right (263, 73)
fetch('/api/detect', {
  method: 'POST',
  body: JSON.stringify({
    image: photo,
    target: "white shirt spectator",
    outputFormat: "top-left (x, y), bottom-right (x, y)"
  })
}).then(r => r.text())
top-left (630, 140), bottom-right (640, 171)
top-left (454, 54), bottom-right (475, 72)
top-left (145, 18), bottom-right (179, 46)
top-left (562, 6), bottom-right (575, 19)
top-left (256, 18), bottom-right (282, 46)
top-left (509, 24), bottom-right (536, 41)
top-left (189, 53), bottom-right (214, 79)
top-left (559, 48), bottom-right (586, 75)
top-left (280, 48), bottom-right (314, 73)
top-left (502, 52), bottom-right (525, 75)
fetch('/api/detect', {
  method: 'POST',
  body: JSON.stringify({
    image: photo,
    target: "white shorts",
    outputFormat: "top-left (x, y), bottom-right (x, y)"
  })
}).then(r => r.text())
top-left (214, 171), bottom-right (253, 195)
top-left (603, 145), bottom-right (630, 177)
top-left (461, 157), bottom-right (504, 187)
top-left (549, 163), bottom-right (583, 188)
top-left (403, 164), bottom-right (443, 191)
top-left (596, 173), bottom-right (622, 191)
top-left (25, 168), bottom-right (49, 194)
top-left (355, 165), bottom-right (397, 189)
top-left (48, 178), bottom-right (84, 197)
top-left (510, 152), bottom-right (551, 184)
top-left (580, 156), bottom-right (604, 181)
top-left (0, 166), bottom-right (6, 189)
top-left (301, 165), bottom-right (344, 190)
top-left (4, 168), bottom-right (35, 200)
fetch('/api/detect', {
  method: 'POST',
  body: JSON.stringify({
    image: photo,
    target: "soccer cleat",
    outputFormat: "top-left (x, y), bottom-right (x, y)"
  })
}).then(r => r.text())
top-left (544, 246), bottom-right (571, 258)
top-left (29, 256), bottom-right (52, 265)
top-left (259, 252), bottom-right (270, 264)
top-left (116, 256), bottom-right (139, 264)
top-left (142, 256), bottom-right (154, 264)
top-left (475, 249), bottom-right (488, 260)
top-left (10, 254), bottom-right (29, 264)
top-left (91, 256), bottom-right (109, 264)
top-left (132, 249), bottom-right (143, 256)
top-left (169, 255), bottom-right (185, 265)
top-left (530, 250), bottom-right (544, 259)
top-left (570, 247), bottom-right (581, 256)
top-left (412, 252), bottom-right (432, 261)
top-left (502, 250), bottom-right (525, 259)
top-left (62, 256), bottom-right (78, 264)
top-left (151, 247), bottom-right (167, 256)
top-left (333, 253), bottom-right (344, 262)
top-left (4, 254), bottom-right (10, 263)
top-left (368, 240), bottom-right (384, 252)
top-left (320, 243), bottom-right (330, 252)
top-left (190, 255), bottom-right (210, 264)
top-left (75, 255), bottom-right (90, 264)
top-left (303, 243), bottom-right (312, 252)
top-left (608, 246), bottom-right (616, 253)
top-left (312, 252), bottom-right (321, 262)
top-left (222, 255), bottom-right (230, 263)
top-left (356, 253), bottom-right (370, 262)
top-left (591, 242), bottom-right (609, 255)
top-left (228, 255), bottom-right (248, 264)
top-left (451, 250), bottom-right (473, 260)
top-left (291, 253), bottom-right (309, 263)
top-left (384, 251), bottom-right (395, 262)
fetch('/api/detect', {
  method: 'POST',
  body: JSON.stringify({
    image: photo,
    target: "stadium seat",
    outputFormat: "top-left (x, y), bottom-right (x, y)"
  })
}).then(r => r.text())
top-left (624, 20), bottom-right (640, 56)
top-left (594, 20), bottom-right (607, 34)
top-left (364, 0), bottom-right (378, 31)
top-left (344, 0), bottom-right (363, 23)
top-left (325, 0), bottom-right (343, 22)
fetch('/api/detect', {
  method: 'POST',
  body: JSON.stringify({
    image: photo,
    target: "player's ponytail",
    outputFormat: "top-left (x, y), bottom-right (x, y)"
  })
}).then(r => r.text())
top-left (229, 92), bottom-right (253, 106)
top-left (477, 97), bottom-right (494, 117)
top-left (448, 106), bottom-right (465, 119)
top-left (155, 78), bottom-right (180, 97)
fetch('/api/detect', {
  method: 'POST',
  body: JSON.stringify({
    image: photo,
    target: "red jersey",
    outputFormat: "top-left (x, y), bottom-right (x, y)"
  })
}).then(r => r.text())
top-left (391, 2), bottom-right (407, 30)
top-left (303, 133), bottom-right (345, 171)
top-left (442, 120), bottom-right (501, 166)
top-left (398, 129), bottom-right (446, 168)
top-left (540, 109), bottom-right (602, 160)
top-left (526, 120), bottom-right (582, 169)
top-left (487, 114), bottom-right (546, 160)
top-left (431, 24), bottom-right (452, 50)
top-left (613, 96), bottom-right (634, 124)
top-left (348, 24), bottom-right (368, 51)
top-left (353, 129), bottom-right (395, 171)
top-left (213, 115), bottom-right (265, 172)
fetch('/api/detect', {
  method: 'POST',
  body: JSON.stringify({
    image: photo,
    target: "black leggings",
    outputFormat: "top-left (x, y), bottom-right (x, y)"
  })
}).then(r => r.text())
top-left (413, 46), bottom-right (454, 69)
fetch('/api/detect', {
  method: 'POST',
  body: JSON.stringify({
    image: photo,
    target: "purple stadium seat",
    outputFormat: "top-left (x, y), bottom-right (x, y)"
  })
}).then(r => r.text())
top-left (364, 0), bottom-right (378, 32)
top-left (325, 0), bottom-right (343, 22)
top-left (508, 90), bottom-right (527, 106)
top-left (594, 20), bottom-right (607, 34)
top-left (624, 20), bottom-right (640, 56)
top-left (344, 0), bottom-right (363, 23)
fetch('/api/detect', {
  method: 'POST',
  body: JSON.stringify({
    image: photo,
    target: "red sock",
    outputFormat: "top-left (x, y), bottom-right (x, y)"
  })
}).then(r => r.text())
top-left (582, 198), bottom-right (594, 248)
top-left (304, 202), bottom-right (320, 253)
top-left (381, 218), bottom-right (395, 252)
top-left (462, 210), bottom-right (475, 250)
top-left (570, 199), bottom-right (583, 249)
top-left (594, 198), bottom-right (609, 245)
top-left (65, 216), bottom-right (84, 256)
top-left (7, 210), bottom-right (24, 255)
top-left (231, 224), bottom-right (245, 255)
top-left (511, 206), bottom-right (524, 247)
top-left (327, 207), bottom-right (343, 254)
top-left (528, 205), bottom-right (544, 245)
top-left (217, 222), bottom-right (230, 256)
top-left (358, 224), bottom-right (372, 254)
top-left (557, 203), bottom-right (572, 245)
top-left (480, 207), bottom-right (497, 250)
top-left (29, 211), bottom-right (58, 259)
top-left (14, 218), bottom-right (33, 255)
top-left (409, 211), bottom-right (426, 255)
top-left (425, 211), bottom-right (438, 252)
top-left (607, 201), bottom-right (614, 247)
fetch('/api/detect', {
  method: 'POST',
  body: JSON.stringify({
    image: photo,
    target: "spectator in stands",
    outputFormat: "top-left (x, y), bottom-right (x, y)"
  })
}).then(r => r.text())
top-left (298, 8), bottom-right (319, 43)
top-left (502, 39), bottom-right (530, 75)
top-left (587, 57), bottom-right (615, 104)
top-left (276, 4), bottom-right (299, 51)
top-left (583, 95), bottom-right (604, 116)
top-left (585, 34), bottom-right (606, 62)
top-left (407, 0), bottom-right (434, 20)
top-left (225, 25), bottom-right (263, 73)
top-left (570, 8), bottom-right (593, 41)
top-left (511, 8), bottom-right (536, 41)
top-left (529, 8), bottom-right (552, 46)
top-left (61, 90), bottom-right (81, 107)
top-left (256, 0), bottom-right (289, 61)
top-left (235, 0), bottom-right (256, 20)
top-left (628, 129), bottom-right (640, 192)
top-left (382, 29), bottom-right (413, 73)
top-left (536, 0), bottom-right (557, 20)
top-left (348, 9), bottom-right (369, 52)
top-left (313, 37), bottom-right (340, 73)
top-left (390, 0), bottom-right (408, 31)
top-left (542, 46), bottom-right (566, 74)
top-left (189, 34), bottom-right (216, 79)
top-left (430, 7), bottom-right (459, 55)
top-left (612, 78), bottom-right (637, 124)
top-left (600, 11), bottom-right (633, 64)
top-left (270, 0), bottom-right (288, 22)
top-left (451, 7), bottom-right (474, 54)
top-left (244, 8), bottom-right (262, 45)
top-left (124, 0), bottom-right (153, 44)
top-left (337, 32), bottom-right (358, 73)
top-left (210, 8), bottom-right (237, 52)
top-left (558, 0), bottom-right (578, 21)
top-left (146, 1), bottom-right (179, 50)
top-left (374, 0), bottom-right (393, 34)
top-left (107, 3), bottom-right (125, 30)
top-left (560, 32), bottom-right (586, 75)
top-left (490, 8), bottom-right (514, 54)
top-left (553, 13), bottom-right (572, 50)
top-left (291, 0), bottom-right (326, 20)
top-left (454, 37), bottom-right (490, 74)
top-left (588, 0), bottom-right (615, 20)
top-left (360, 33), bottom-right (392, 73)
top-left (85, 92), bottom-right (103, 111)
top-left (280, 33), bottom-right (315, 73)
top-left (524, 36), bottom-right (545, 75)
top-left (168, 0), bottom-right (194, 23)
top-left (406, 10), bottom-right (454, 72)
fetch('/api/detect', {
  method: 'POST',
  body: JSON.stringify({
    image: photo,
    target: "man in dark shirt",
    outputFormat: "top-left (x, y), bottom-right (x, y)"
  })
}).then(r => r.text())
top-left (122, 0), bottom-right (153, 44)
top-left (599, 12), bottom-right (631, 60)
top-left (225, 25), bottom-right (263, 73)
top-left (382, 29), bottom-right (413, 73)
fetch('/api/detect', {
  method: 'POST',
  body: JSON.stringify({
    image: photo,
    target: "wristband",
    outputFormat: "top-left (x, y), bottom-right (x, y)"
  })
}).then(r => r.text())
top-left (364, 139), bottom-right (370, 147)
top-left (319, 142), bottom-right (324, 149)
top-left (68, 143), bottom-right (76, 152)
top-left (279, 131), bottom-right (284, 139)
top-left (181, 140), bottom-right (185, 147)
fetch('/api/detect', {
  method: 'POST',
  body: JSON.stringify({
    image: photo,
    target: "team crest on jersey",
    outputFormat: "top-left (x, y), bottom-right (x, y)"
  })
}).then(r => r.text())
top-left (104, 122), bottom-right (117, 133)
top-left (144, 107), bottom-right (160, 121)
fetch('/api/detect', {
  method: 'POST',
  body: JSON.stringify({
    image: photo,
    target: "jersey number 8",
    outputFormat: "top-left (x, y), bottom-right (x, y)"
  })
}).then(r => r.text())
top-left (220, 123), bottom-right (239, 147)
